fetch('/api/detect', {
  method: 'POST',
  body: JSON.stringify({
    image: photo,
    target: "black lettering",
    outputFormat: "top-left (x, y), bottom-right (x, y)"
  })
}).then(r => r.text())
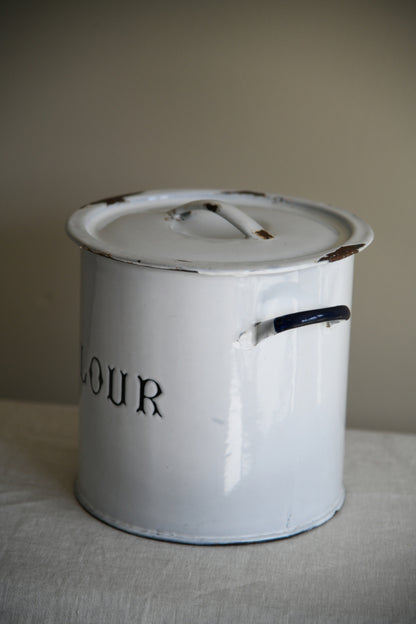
top-left (89, 357), bottom-right (103, 395)
top-left (137, 376), bottom-right (163, 417)
top-left (107, 367), bottom-right (127, 406)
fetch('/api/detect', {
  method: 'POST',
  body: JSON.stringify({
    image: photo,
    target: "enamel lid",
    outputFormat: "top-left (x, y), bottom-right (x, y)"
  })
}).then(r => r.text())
top-left (66, 189), bottom-right (373, 275)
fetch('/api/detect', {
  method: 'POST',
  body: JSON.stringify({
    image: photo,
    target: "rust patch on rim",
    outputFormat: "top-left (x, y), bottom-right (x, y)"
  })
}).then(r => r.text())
top-left (222, 190), bottom-right (267, 198)
top-left (319, 244), bottom-right (365, 263)
top-left (255, 228), bottom-right (274, 240)
top-left (88, 191), bottom-right (144, 206)
top-left (81, 245), bottom-right (113, 259)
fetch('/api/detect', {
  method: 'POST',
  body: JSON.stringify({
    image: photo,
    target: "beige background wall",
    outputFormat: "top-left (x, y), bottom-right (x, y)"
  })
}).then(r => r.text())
top-left (1, 0), bottom-right (415, 432)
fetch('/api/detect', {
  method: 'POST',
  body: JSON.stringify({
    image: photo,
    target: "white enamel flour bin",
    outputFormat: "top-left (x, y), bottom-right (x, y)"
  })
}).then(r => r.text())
top-left (66, 189), bottom-right (373, 544)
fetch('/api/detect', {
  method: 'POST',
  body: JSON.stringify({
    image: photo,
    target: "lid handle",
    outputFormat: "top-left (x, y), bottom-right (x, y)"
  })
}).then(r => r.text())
top-left (168, 200), bottom-right (274, 240)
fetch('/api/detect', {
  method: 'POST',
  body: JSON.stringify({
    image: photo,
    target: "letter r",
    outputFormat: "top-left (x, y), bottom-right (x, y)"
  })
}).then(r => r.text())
top-left (137, 376), bottom-right (163, 417)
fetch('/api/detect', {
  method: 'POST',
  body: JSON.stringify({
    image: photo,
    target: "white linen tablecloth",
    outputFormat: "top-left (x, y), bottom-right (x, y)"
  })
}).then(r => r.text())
top-left (0, 400), bottom-right (415, 623)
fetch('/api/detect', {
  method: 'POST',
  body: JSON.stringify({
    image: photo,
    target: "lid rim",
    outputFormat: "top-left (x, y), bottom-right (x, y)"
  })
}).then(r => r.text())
top-left (66, 189), bottom-right (374, 275)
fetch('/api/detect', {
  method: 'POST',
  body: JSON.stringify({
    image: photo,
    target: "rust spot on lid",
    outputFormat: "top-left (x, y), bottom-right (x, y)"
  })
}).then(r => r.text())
top-left (255, 229), bottom-right (274, 240)
top-left (88, 191), bottom-right (144, 206)
top-left (222, 190), bottom-right (267, 198)
top-left (203, 202), bottom-right (219, 212)
top-left (319, 244), bottom-right (365, 263)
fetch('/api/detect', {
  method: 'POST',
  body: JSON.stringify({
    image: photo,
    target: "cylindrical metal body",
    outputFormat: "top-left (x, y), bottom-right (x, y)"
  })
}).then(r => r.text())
top-left (76, 248), bottom-right (354, 544)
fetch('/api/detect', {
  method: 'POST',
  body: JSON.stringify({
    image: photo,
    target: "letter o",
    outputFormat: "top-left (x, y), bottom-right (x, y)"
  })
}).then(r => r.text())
top-left (89, 357), bottom-right (103, 395)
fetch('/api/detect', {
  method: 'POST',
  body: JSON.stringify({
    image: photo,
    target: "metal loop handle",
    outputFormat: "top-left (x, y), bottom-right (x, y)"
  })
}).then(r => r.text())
top-left (168, 200), bottom-right (274, 240)
top-left (238, 305), bottom-right (351, 347)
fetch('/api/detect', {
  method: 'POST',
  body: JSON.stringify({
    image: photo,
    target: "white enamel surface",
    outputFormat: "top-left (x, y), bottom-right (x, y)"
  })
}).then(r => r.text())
top-left (66, 189), bottom-right (373, 274)
top-left (77, 250), bottom-right (354, 543)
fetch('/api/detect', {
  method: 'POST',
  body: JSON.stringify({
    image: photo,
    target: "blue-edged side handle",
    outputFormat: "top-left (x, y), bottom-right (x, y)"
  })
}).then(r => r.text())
top-left (238, 305), bottom-right (351, 347)
top-left (273, 305), bottom-right (350, 334)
